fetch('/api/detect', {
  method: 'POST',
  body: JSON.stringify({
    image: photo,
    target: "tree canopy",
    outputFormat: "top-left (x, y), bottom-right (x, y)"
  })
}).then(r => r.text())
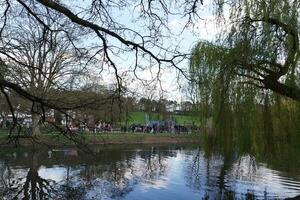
top-left (189, 0), bottom-right (300, 135)
top-left (0, 2), bottom-right (196, 121)
top-left (0, 0), bottom-right (299, 139)
top-left (0, 0), bottom-right (205, 139)
top-left (190, 0), bottom-right (300, 101)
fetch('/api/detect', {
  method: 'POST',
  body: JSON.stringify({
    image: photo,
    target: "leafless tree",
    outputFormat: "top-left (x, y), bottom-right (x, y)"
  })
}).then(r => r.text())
top-left (0, 0), bottom-right (204, 143)
top-left (0, 9), bottom-right (91, 135)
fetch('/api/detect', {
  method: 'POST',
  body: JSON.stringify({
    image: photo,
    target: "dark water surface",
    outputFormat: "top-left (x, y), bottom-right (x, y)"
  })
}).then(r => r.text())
top-left (0, 142), bottom-right (300, 200)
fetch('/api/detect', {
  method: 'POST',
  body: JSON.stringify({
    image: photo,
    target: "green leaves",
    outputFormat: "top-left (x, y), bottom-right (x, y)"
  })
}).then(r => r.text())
top-left (188, 0), bottom-right (300, 133)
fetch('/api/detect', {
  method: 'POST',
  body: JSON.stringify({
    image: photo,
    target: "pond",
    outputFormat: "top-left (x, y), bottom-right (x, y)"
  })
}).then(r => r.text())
top-left (0, 141), bottom-right (300, 200)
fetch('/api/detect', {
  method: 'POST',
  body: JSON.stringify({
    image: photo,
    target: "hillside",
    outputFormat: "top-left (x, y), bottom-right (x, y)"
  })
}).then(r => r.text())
top-left (127, 111), bottom-right (201, 126)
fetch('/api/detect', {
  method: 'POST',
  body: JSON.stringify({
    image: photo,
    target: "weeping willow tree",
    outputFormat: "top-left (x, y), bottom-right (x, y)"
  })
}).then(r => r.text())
top-left (190, 0), bottom-right (300, 137)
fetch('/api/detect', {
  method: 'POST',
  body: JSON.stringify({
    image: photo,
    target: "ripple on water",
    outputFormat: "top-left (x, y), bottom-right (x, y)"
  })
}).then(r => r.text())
top-left (224, 160), bottom-right (300, 199)
top-left (1, 148), bottom-right (300, 200)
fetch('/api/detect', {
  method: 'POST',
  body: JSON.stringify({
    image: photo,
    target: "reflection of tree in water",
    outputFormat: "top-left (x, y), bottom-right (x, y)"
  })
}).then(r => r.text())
top-left (17, 168), bottom-right (52, 200)
top-left (58, 184), bottom-right (87, 200)
top-left (55, 166), bottom-right (87, 200)
top-left (184, 146), bottom-right (295, 199)
top-left (228, 155), bottom-right (257, 181)
top-left (0, 151), bottom-right (57, 200)
top-left (184, 148), bottom-right (227, 198)
top-left (184, 147), bottom-right (262, 199)
top-left (138, 147), bottom-right (170, 181)
top-left (184, 148), bottom-right (202, 190)
top-left (75, 162), bottom-right (134, 199)
top-left (53, 147), bottom-right (171, 199)
top-left (1, 145), bottom-right (299, 199)
top-left (0, 160), bottom-right (12, 199)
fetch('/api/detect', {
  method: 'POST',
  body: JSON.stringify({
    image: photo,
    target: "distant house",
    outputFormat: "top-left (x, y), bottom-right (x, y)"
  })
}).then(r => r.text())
top-left (45, 109), bottom-right (55, 123)
top-left (6, 112), bottom-right (31, 125)
top-left (181, 101), bottom-right (193, 112)
top-left (166, 100), bottom-right (194, 114)
top-left (61, 110), bottom-right (95, 128)
top-left (172, 101), bottom-right (193, 114)
top-left (5, 109), bottom-right (55, 125)
top-left (166, 101), bottom-right (178, 112)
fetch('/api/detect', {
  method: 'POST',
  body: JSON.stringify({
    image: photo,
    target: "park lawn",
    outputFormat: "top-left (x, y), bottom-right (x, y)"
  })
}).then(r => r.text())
top-left (127, 112), bottom-right (145, 124)
top-left (0, 129), bottom-right (7, 135)
top-left (128, 111), bottom-right (201, 126)
top-left (53, 132), bottom-right (200, 144)
top-left (0, 132), bottom-right (201, 146)
top-left (171, 114), bottom-right (201, 126)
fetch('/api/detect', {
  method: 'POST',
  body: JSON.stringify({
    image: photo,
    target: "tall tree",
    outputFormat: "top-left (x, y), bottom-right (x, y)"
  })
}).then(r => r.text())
top-left (189, 1), bottom-right (300, 135)
top-left (0, 9), bottom-right (86, 135)
top-left (190, 0), bottom-right (300, 101)
top-left (0, 0), bottom-right (201, 138)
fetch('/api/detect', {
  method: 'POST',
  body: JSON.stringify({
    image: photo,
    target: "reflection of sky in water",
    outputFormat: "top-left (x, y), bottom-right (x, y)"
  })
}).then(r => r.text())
top-left (39, 166), bottom-right (67, 182)
top-left (123, 151), bottom-right (300, 200)
top-left (1, 148), bottom-right (300, 200)
top-left (123, 154), bottom-right (202, 200)
top-left (226, 155), bottom-right (300, 199)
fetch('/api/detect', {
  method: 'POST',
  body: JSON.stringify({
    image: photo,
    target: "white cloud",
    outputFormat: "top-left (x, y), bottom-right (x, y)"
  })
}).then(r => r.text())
top-left (38, 166), bottom-right (67, 182)
top-left (193, 16), bottom-right (218, 41)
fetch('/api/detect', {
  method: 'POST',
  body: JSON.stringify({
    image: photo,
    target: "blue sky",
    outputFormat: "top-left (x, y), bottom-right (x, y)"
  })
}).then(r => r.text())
top-left (66, 0), bottom-right (222, 101)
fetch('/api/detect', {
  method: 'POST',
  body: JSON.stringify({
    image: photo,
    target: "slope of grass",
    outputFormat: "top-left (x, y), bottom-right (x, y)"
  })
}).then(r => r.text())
top-left (128, 111), bottom-right (201, 126)
top-left (172, 114), bottom-right (200, 126)
top-left (0, 132), bottom-right (201, 147)
top-left (127, 111), bottom-right (145, 124)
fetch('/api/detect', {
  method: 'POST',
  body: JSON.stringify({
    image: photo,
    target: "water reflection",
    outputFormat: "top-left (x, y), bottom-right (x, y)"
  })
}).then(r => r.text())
top-left (0, 144), bottom-right (299, 200)
top-left (0, 151), bottom-right (57, 200)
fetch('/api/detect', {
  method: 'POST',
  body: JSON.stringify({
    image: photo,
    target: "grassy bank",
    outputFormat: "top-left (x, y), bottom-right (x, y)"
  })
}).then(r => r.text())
top-left (0, 132), bottom-right (201, 147)
top-left (128, 111), bottom-right (201, 126)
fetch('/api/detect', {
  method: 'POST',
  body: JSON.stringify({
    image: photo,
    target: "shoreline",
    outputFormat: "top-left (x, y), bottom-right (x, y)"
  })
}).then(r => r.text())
top-left (0, 133), bottom-right (201, 147)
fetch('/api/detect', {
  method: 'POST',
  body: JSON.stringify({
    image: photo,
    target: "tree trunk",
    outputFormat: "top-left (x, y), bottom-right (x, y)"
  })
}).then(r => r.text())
top-left (31, 104), bottom-right (41, 136)
top-left (263, 94), bottom-right (275, 152)
top-left (0, 112), bottom-right (6, 128)
top-left (263, 78), bottom-right (300, 102)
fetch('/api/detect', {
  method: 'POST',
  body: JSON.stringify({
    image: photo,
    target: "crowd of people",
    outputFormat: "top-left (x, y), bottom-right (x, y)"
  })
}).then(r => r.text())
top-left (66, 120), bottom-right (191, 134)
top-left (128, 123), bottom-right (189, 134)
top-left (94, 121), bottom-right (112, 132)
top-left (67, 121), bottom-right (113, 133)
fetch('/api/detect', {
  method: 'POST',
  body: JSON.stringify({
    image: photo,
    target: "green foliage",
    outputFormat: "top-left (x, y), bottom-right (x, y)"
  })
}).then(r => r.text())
top-left (128, 111), bottom-right (201, 126)
top-left (200, 127), bottom-right (300, 176)
top-left (189, 0), bottom-right (300, 137)
top-left (127, 112), bottom-right (147, 124)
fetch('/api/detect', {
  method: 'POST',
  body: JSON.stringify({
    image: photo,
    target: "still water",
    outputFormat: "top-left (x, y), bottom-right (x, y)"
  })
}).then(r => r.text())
top-left (0, 143), bottom-right (300, 200)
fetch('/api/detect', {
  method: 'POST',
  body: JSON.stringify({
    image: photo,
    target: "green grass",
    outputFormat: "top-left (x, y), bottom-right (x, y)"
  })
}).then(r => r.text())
top-left (172, 115), bottom-right (200, 126)
top-left (127, 112), bottom-right (146, 124)
top-left (0, 131), bottom-right (201, 146)
top-left (128, 111), bottom-right (201, 126)
top-left (0, 128), bottom-right (8, 135)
